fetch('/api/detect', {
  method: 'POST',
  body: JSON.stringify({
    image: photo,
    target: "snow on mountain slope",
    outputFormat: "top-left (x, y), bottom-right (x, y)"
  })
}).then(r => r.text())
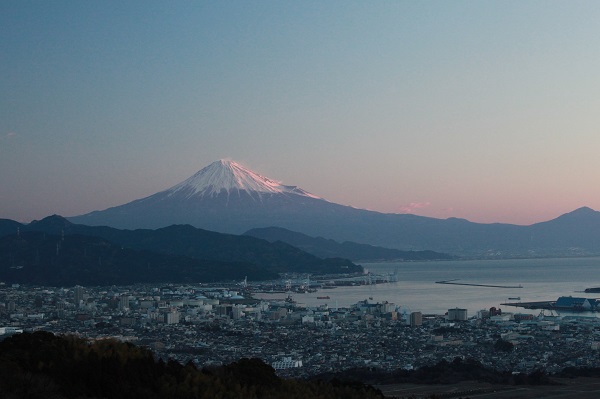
top-left (164, 159), bottom-right (321, 200)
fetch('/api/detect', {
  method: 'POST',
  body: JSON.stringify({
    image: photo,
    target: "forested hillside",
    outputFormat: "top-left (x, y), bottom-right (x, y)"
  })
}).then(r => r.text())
top-left (0, 332), bottom-right (383, 399)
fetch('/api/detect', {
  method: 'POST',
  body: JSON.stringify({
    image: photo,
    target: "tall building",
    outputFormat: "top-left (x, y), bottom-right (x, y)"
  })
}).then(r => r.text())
top-left (165, 309), bottom-right (179, 324)
top-left (447, 308), bottom-right (468, 321)
top-left (232, 306), bottom-right (245, 320)
top-left (74, 286), bottom-right (85, 308)
top-left (119, 294), bottom-right (130, 311)
top-left (56, 301), bottom-right (66, 318)
top-left (410, 311), bottom-right (422, 327)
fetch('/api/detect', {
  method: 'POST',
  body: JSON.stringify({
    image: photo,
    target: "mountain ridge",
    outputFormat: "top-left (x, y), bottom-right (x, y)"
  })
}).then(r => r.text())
top-left (244, 227), bottom-right (455, 262)
top-left (67, 160), bottom-right (600, 257)
top-left (1, 215), bottom-right (363, 280)
top-left (0, 230), bottom-right (276, 285)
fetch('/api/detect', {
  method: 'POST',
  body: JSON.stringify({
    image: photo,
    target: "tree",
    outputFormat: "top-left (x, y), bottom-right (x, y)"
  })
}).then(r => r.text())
top-left (494, 338), bottom-right (514, 352)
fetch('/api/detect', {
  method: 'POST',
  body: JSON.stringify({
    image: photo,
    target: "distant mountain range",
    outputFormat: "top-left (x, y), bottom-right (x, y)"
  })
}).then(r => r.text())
top-left (244, 227), bottom-right (454, 261)
top-left (67, 160), bottom-right (600, 257)
top-left (0, 215), bottom-right (362, 286)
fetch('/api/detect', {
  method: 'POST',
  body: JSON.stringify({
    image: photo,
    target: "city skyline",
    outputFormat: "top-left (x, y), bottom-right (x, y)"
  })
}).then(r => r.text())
top-left (2, 1), bottom-right (600, 225)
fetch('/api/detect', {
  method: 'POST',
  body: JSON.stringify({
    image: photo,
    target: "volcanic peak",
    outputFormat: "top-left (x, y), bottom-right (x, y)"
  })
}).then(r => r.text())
top-left (165, 160), bottom-right (321, 199)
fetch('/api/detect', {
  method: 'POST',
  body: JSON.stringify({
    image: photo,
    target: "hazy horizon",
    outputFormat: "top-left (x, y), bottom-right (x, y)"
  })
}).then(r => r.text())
top-left (5, 157), bottom-right (596, 228)
top-left (2, 1), bottom-right (600, 225)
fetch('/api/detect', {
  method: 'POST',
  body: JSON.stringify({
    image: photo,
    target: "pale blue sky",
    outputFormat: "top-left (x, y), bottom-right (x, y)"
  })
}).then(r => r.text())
top-left (2, 1), bottom-right (600, 224)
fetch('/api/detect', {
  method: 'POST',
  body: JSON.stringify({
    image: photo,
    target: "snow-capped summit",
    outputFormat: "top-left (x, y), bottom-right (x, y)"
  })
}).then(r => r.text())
top-left (165, 159), bottom-right (320, 199)
top-left (69, 159), bottom-right (332, 232)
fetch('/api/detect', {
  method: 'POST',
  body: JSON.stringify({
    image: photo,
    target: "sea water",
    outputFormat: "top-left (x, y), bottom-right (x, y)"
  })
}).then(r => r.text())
top-left (258, 257), bottom-right (600, 316)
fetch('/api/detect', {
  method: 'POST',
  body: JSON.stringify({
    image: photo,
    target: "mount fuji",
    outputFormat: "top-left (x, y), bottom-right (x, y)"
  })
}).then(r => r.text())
top-left (69, 160), bottom-right (600, 257)
top-left (70, 159), bottom-right (347, 234)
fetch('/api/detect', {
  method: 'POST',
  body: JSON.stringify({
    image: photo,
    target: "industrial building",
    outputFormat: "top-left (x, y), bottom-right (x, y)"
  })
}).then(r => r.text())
top-left (447, 308), bottom-right (467, 321)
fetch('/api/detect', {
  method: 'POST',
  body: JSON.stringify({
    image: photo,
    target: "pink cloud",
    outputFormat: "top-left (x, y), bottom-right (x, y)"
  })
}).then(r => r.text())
top-left (398, 201), bottom-right (431, 213)
top-left (1, 132), bottom-right (16, 140)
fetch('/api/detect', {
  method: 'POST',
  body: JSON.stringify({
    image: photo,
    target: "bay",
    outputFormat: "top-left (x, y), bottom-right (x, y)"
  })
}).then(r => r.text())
top-left (256, 257), bottom-right (600, 317)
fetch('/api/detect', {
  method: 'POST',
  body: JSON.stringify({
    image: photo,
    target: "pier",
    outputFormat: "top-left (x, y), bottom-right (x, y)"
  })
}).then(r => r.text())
top-left (435, 279), bottom-right (523, 289)
top-left (501, 300), bottom-right (556, 310)
top-left (501, 297), bottom-right (600, 312)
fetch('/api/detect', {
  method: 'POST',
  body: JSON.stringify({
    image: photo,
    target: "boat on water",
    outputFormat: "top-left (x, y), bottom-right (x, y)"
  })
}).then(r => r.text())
top-left (508, 297), bottom-right (521, 300)
top-left (317, 296), bottom-right (330, 300)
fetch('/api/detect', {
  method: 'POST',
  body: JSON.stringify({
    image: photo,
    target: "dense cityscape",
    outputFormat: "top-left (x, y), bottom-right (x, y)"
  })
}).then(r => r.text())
top-left (2, 280), bottom-right (600, 380)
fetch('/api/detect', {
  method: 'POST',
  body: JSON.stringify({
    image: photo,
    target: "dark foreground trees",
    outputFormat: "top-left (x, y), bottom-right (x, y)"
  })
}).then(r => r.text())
top-left (313, 356), bottom-right (554, 386)
top-left (0, 331), bottom-right (383, 399)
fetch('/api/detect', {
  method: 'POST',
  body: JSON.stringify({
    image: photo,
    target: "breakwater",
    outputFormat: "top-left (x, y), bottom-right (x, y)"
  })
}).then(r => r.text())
top-left (435, 279), bottom-right (523, 289)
